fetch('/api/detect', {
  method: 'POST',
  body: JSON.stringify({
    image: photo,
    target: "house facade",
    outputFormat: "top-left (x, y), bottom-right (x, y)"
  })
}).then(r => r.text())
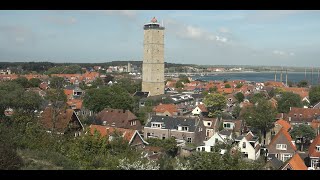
top-left (144, 116), bottom-right (206, 146)
top-left (267, 128), bottom-right (297, 162)
top-left (308, 134), bottom-right (320, 170)
top-left (234, 131), bottom-right (261, 160)
top-left (196, 129), bottom-right (233, 153)
top-left (90, 125), bottom-right (148, 148)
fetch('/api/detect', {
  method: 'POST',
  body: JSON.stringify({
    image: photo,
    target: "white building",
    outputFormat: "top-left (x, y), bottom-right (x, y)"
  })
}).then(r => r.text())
top-left (234, 131), bottom-right (261, 160)
top-left (196, 129), bottom-right (233, 154)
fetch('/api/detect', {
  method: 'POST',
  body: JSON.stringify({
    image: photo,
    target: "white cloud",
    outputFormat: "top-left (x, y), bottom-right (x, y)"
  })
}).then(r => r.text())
top-left (165, 18), bottom-right (228, 43)
top-left (79, 10), bottom-right (137, 19)
top-left (273, 50), bottom-right (295, 56)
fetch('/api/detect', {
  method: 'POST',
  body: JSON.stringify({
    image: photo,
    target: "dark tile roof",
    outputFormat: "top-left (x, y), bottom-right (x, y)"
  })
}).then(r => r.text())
top-left (191, 93), bottom-right (204, 99)
top-left (219, 129), bottom-right (232, 136)
top-left (95, 108), bottom-right (138, 128)
top-left (133, 91), bottom-right (149, 98)
top-left (145, 116), bottom-right (200, 132)
top-left (267, 154), bottom-right (283, 169)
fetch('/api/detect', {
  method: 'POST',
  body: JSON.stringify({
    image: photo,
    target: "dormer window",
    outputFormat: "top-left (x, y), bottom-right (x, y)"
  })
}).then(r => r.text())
top-left (130, 120), bottom-right (136, 126)
top-left (178, 126), bottom-right (189, 131)
top-left (151, 122), bottom-right (162, 128)
top-left (317, 146), bottom-right (320, 152)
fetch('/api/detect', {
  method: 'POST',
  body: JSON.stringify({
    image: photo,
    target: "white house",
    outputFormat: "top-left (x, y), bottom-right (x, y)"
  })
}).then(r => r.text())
top-left (191, 104), bottom-right (208, 116)
top-left (234, 131), bottom-right (261, 160)
top-left (196, 129), bottom-right (233, 154)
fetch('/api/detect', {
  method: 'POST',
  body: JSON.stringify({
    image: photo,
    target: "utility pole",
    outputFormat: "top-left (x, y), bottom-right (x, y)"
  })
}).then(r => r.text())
top-left (280, 68), bottom-right (283, 83)
top-left (286, 69), bottom-right (288, 86)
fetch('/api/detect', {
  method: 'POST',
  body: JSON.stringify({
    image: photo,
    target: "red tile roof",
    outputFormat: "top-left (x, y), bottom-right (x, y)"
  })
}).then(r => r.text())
top-left (265, 81), bottom-right (286, 88)
top-left (285, 153), bottom-right (308, 170)
top-left (309, 134), bottom-right (320, 158)
top-left (281, 87), bottom-right (309, 99)
top-left (153, 103), bottom-right (178, 115)
top-left (197, 104), bottom-right (208, 112)
top-left (90, 125), bottom-right (136, 143)
top-left (66, 99), bottom-right (83, 110)
top-left (287, 108), bottom-right (320, 122)
top-left (275, 119), bottom-right (291, 132)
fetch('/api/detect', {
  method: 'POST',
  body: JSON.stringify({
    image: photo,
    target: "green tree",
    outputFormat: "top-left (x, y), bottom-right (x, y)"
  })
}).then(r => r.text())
top-left (13, 77), bottom-right (29, 88)
top-left (236, 83), bottom-right (243, 88)
top-left (309, 86), bottom-right (320, 105)
top-left (250, 93), bottom-right (266, 104)
top-left (204, 93), bottom-right (226, 117)
top-left (28, 78), bottom-right (42, 87)
top-left (277, 92), bottom-right (303, 113)
top-left (234, 92), bottom-right (245, 103)
top-left (175, 80), bottom-right (184, 88)
top-left (297, 80), bottom-right (308, 88)
top-left (49, 76), bottom-right (65, 89)
top-left (225, 84), bottom-right (231, 88)
top-left (19, 91), bottom-right (44, 114)
top-left (83, 85), bottom-right (134, 113)
top-left (290, 124), bottom-right (316, 151)
top-left (287, 81), bottom-right (294, 87)
top-left (242, 99), bottom-right (277, 143)
top-left (147, 137), bottom-right (178, 157)
top-left (178, 75), bottom-right (190, 83)
top-left (209, 86), bottom-right (217, 93)
top-left (232, 104), bottom-right (241, 119)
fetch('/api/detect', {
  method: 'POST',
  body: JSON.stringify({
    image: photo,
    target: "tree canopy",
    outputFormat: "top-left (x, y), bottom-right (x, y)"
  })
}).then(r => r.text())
top-left (277, 92), bottom-right (303, 113)
top-left (297, 80), bottom-right (309, 88)
top-left (83, 85), bottom-right (134, 113)
top-left (204, 93), bottom-right (226, 117)
top-left (234, 92), bottom-right (245, 103)
top-left (242, 98), bottom-right (277, 138)
top-left (46, 65), bottom-right (84, 75)
top-left (309, 86), bottom-right (320, 106)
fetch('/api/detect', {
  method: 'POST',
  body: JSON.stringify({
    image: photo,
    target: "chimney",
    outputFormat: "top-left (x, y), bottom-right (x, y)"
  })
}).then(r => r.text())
top-left (123, 109), bottom-right (126, 113)
top-left (289, 117), bottom-right (291, 122)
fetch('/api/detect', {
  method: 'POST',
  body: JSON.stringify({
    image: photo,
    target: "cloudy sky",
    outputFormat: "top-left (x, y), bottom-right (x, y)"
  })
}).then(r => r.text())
top-left (0, 10), bottom-right (320, 66)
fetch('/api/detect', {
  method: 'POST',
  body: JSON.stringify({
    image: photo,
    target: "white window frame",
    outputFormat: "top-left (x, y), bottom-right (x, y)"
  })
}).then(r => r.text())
top-left (316, 146), bottom-right (320, 152)
top-left (151, 123), bottom-right (161, 128)
top-left (181, 126), bottom-right (188, 131)
top-left (187, 137), bottom-right (192, 143)
top-left (276, 144), bottom-right (287, 150)
top-left (281, 153), bottom-right (292, 162)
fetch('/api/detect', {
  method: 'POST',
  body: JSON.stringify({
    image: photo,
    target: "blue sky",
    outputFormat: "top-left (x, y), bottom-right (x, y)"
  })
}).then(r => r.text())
top-left (0, 10), bottom-right (320, 66)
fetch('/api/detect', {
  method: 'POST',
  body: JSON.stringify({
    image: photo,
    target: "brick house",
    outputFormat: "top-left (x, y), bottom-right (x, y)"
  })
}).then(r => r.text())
top-left (308, 134), bottom-right (320, 169)
top-left (153, 103), bottom-right (179, 116)
top-left (267, 128), bottom-right (297, 162)
top-left (281, 153), bottom-right (307, 170)
top-left (95, 108), bottom-right (142, 131)
top-left (40, 107), bottom-right (84, 136)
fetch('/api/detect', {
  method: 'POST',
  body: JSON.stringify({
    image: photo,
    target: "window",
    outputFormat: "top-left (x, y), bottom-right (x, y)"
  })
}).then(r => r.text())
top-left (242, 142), bottom-right (246, 148)
top-left (207, 122), bottom-right (211, 126)
top-left (299, 114), bottom-right (302, 117)
top-left (198, 127), bottom-right (202, 132)
top-left (210, 146), bottom-right (214, 152)
top-left (276, 144), bottom-right (287, 150)
top-left (294, 114), bottom-right (297, 117)
top-left (151, 123), bottom-right (161, 128)
top-left (281, 154), bottom-right (292, 162)
top-left (181, 126), bottom-right (188, 131)
top-left (224, 123), bottom-right (231, 128)
top-left (316, 146), bottom-right (320, 152)
top-left (206, 130), bottom-right (210, 136)
top-left (187, 137), bottom-right (192, 143)
top-left (197, 147), bottom-right (200, 151)
top-left (130, 121), bottom-right (136, 126)
top-left (215, 138), bottom-right (218, 143)
top-left (202, 147), bottom-right (205, 151)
